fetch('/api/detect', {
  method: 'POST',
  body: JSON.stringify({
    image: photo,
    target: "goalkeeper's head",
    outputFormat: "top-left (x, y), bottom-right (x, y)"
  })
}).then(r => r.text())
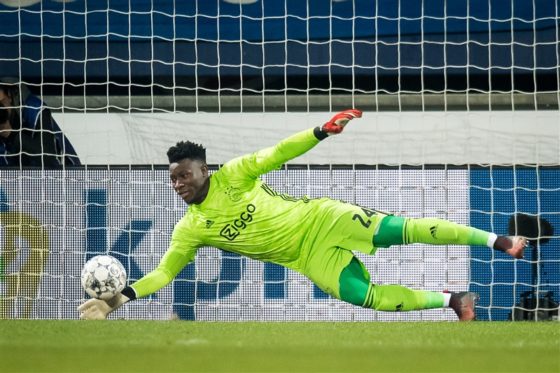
top-left (167, 141), bottom-right (209, 204)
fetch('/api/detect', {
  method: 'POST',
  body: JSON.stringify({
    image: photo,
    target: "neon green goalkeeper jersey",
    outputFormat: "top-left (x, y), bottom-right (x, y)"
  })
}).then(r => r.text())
top-left (131, 127), bottom-right (353, 298)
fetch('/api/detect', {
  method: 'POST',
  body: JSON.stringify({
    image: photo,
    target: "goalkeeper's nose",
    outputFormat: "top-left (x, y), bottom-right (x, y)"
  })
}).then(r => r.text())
top-left (172, 179), bottom-right (183, 190)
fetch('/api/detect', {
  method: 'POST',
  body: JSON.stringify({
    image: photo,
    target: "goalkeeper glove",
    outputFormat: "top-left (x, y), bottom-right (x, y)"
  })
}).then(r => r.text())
top-left (321, 108), bottom-right (362, 135)
top-left (78, 292), bottom-right (130, 320)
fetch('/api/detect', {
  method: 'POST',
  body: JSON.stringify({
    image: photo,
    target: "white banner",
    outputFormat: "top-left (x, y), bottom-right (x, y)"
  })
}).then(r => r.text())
top-left (54, 111), bottom-right (560, 166)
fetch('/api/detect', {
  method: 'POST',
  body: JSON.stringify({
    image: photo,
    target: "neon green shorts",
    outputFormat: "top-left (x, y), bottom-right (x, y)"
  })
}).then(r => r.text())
top-left (299, 201), bottom-right (404, 302)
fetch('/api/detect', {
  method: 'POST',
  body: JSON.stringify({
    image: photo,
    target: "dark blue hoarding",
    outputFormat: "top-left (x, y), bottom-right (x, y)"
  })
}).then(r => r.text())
top-left (0, 0), bottom-right (558, 93)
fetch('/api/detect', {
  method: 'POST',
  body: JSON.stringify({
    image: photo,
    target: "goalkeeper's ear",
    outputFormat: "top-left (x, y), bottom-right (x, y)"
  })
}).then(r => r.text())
top-left (315, 108), bottom-right (363, 139)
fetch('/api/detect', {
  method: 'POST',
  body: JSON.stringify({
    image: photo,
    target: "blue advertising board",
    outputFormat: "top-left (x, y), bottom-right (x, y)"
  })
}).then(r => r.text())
top-left (470, 167), bottom-right (560, 320)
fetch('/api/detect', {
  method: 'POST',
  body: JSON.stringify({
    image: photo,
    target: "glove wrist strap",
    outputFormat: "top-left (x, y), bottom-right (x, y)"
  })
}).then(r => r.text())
top-left (120, 286), bottom-right (137, 301)
top-left (313, 126), bottom-right (329, 140)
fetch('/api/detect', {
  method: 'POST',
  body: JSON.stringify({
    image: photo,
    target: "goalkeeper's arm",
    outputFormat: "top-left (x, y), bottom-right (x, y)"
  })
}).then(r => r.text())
top-left (78, 249), bottom-right (192, 320)
top-left (77, 269), bottom-right (173, 320)
top-left (226, 109), bottom-right (362, 179)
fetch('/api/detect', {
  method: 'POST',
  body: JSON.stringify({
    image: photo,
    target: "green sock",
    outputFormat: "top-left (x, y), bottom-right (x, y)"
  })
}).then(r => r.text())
top-left (363, 284), bottom-right (445, 311)
top-left (405, 218), bottom-right (489, 246)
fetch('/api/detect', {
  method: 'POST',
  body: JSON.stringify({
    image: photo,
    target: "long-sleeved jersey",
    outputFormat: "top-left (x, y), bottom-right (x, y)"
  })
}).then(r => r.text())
top-left (131, 128), bottom-right (376, 298)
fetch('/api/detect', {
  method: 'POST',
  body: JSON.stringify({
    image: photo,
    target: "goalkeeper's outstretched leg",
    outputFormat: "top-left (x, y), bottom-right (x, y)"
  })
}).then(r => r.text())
top-left (373, 215), bottom-right (529, 259)
top-left (332, 256), bottom-right (479, 321)
top-left (361, 283), bottom-right (479, 321)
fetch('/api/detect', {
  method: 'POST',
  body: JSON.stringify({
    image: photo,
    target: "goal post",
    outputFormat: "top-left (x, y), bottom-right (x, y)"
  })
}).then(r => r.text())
top-left (0, 0), bottom-right (558, 321)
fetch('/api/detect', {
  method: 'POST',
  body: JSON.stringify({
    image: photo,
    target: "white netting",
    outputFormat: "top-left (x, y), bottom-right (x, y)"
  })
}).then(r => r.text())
top-left (0, 1), bottom-right (558, 321)
top-left (0, 1), bottom-right (558, 111)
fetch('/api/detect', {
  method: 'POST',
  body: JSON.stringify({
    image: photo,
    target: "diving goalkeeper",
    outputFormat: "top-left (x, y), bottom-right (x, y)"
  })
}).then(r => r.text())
top-left (78, 109), bottom-right (527, 321)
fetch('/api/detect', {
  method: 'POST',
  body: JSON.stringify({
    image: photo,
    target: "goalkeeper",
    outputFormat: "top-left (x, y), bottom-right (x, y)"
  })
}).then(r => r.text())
top-left (78, 109), bottom-right (527, 321)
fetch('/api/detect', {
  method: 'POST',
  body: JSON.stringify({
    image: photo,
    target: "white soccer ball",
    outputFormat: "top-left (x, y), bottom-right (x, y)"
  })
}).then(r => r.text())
top-left (81, 255), bottom-right (127, 300)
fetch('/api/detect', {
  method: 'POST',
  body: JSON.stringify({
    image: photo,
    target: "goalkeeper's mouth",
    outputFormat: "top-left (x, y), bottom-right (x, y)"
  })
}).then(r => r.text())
top-left (177, 189), bottom-right (191, 200)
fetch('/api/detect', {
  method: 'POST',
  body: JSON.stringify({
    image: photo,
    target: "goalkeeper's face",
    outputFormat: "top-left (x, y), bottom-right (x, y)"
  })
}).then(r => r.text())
top-left (169, 158), bottom-right (209, 204)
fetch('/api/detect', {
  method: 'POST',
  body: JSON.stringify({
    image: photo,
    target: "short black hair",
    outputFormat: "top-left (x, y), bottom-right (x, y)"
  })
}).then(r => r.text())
top-left (167, 141), bottom-right (206, 163)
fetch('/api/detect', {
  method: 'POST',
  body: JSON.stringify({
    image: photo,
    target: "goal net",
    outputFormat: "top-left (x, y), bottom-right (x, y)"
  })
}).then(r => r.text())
top-left (0, 1), bottom-right (558, 321)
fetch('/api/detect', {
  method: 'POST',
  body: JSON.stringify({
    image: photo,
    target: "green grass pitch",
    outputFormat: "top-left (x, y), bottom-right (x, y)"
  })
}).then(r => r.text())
top-left (0, 321), bottom-right (558, 373)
